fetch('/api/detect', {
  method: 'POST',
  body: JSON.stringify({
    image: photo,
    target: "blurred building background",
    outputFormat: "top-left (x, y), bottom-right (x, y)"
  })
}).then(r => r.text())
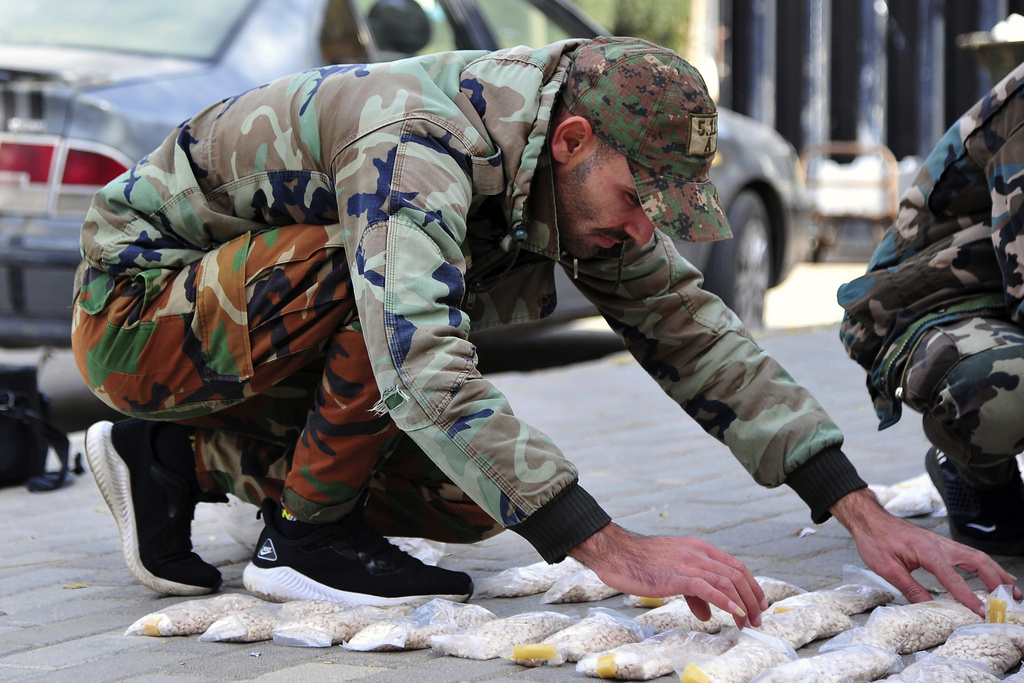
top-left (578, 0), bottom-right (1024, 160)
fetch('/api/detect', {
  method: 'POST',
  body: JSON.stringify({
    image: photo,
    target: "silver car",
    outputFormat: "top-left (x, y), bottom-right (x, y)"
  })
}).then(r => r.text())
top-left (0, 0), bottom-right (808, 348)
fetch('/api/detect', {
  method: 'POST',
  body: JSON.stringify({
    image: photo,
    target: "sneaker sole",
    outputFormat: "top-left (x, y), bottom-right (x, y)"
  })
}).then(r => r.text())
top-left (242, 563), bottom-right (469, 607)
top-left (86, 421), bottom-right (214, 596)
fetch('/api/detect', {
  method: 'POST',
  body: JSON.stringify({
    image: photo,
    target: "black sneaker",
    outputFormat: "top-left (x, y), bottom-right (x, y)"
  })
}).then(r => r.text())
top-left (925, 446), bottom-right (1024, 555)
top-left (85, 420), bottom-right (222, 595)
top-left (242, 498), bottom-right (472, 605)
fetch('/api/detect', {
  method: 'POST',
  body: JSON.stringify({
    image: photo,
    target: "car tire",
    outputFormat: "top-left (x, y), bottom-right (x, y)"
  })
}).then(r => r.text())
top-left (702, 189), bottom-right (772, 329)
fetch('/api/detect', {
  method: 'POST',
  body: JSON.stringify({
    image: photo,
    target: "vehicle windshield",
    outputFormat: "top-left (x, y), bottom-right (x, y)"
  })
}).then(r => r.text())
top-left (0, 0), bottom-right (253, 60)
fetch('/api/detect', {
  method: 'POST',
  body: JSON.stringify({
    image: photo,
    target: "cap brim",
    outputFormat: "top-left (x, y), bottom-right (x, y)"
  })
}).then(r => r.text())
top-left (630, 163), bottom-right (732, 243)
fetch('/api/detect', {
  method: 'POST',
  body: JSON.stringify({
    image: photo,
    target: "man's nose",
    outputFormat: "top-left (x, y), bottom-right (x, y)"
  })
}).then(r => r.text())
top-left (624, 213), bottom-right (656, 245)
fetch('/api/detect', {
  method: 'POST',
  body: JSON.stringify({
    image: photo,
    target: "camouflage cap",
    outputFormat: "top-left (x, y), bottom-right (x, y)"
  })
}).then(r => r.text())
top-left (564, 36), bottom-right (732, 242)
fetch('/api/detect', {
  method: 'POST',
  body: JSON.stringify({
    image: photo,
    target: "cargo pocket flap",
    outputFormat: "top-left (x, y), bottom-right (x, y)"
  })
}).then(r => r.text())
top-left (196, 232), bottom-right (253, 381)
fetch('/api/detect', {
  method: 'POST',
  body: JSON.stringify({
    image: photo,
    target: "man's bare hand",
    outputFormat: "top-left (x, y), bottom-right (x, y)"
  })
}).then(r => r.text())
top-left (831, 487), bottom-right (1021, 617)
top-left (569, 522), bottom-right (767, 628)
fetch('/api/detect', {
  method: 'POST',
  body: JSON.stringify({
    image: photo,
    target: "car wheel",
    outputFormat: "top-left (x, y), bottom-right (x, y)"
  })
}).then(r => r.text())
top-left (702, 189), bottom-right (772, 329)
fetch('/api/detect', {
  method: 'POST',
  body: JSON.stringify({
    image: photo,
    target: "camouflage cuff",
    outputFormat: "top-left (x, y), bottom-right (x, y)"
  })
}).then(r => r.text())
top-left (509, 480), bottom-right (612, 563)
top-left (785, 447), bottom-right (868, 524)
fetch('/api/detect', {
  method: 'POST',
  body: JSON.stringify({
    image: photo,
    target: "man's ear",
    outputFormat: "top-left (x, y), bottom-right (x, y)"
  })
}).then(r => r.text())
top-left (550, 115), bottom-right (596, 164)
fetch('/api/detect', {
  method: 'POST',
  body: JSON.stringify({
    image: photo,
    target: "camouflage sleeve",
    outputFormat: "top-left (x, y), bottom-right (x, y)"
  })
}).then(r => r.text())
top-left (570, 234), bottom-right (846, 490)
top-left (981, 101), bottom-right (1024, 322)
top-left (335, 117), bottom-right (600, 543)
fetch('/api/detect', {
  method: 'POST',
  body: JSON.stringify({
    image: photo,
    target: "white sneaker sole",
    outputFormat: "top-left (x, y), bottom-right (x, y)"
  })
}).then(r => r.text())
top-left (86, 421), bottom-right (213, 596)
top-left (242, 563), bottom-right (468, 607)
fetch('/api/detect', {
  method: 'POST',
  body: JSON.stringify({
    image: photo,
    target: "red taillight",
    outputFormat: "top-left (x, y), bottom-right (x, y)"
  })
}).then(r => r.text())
top-left (62, 148), bottom-right (128, 185)
top-left (0, 141), bottom-right (54, 183)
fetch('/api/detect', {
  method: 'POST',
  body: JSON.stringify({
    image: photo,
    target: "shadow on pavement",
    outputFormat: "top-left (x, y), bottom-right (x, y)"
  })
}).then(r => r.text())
top-left (473, 322), bottom-right (626, 374)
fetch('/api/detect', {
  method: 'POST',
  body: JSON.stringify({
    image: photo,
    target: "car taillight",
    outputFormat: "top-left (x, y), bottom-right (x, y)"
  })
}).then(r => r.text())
top-left (62, 148), bottom-right (128, 186)
top-left (0, 141), bottom-right (55, 183)
top-left (0, 135), bottom-right (132, 216)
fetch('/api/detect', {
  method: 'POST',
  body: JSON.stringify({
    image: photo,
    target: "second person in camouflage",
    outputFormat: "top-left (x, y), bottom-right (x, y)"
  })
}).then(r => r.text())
top-left (840, 59), bottom-right (1024, 558)
top-left (74, 37), bottom-right (1017, 622)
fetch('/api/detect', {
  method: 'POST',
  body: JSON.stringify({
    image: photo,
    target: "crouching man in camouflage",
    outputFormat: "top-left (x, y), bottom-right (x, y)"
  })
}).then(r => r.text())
top-left (840, 62), bottom-right (1024, 558)
top-left (73, 37), bottom-right (1016, 621)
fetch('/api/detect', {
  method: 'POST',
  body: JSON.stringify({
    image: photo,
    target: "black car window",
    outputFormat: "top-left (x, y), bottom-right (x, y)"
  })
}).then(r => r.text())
top-left (353, 0), bottom-right (457, 60)
top-left (0, 0), bottom-right (254, 60)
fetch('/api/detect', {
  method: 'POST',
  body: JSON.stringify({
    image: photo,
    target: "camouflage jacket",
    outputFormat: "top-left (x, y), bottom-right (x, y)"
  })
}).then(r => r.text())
top-left (838, 62), bottom-right (1024, 429)
top-left (78, 40), bottom-right (852, 559)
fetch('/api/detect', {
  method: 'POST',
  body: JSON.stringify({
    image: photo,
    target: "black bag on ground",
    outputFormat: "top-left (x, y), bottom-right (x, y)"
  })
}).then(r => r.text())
top-left (0, 365), bottom-right (81, 491)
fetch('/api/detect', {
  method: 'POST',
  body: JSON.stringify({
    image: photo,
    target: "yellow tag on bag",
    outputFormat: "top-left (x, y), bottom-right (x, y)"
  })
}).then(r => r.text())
top-left (989, 597), bottom-right (1007, 623)
top-left (512, 643), bottom-right (557, 660)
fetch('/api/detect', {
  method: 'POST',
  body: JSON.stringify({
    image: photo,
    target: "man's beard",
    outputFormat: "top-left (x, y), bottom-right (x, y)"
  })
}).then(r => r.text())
top-left (553, 153), bottom-right (603, 259)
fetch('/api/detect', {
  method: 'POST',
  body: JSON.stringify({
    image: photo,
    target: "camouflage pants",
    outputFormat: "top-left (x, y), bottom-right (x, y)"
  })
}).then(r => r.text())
top-left (72, 223), bottom-right (499, 543)
top-left (901, 317), bottom-right (1024, 489)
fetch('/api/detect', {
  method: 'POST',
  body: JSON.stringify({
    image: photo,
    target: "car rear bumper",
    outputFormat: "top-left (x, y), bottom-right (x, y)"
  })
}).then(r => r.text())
top-left (0, 215), bottom-right (80, 347)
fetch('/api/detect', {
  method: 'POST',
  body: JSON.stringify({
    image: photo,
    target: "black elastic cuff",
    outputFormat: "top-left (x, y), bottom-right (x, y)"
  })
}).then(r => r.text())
top-left (785, 447), bottom-right (867, 524)
top-left (509, 481), bottom-right (612, 563)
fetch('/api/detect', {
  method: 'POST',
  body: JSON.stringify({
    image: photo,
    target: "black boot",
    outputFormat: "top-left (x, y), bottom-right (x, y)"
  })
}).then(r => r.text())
top-left (926, 447), bottom-right (1024, 555)
top-left (243, 498), bottom-right (472, 605)
top-left (86, 419), bottom-right (222, 595)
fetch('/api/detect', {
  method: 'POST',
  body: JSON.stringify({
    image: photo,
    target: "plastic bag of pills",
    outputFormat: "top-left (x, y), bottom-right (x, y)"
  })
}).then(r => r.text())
top-left (541, 568), bottom-right (621, 604)
top-left (272, 604), bottom-right (408, 648)
top-left (430, 611), bottom-right (575, 660)
top-left (576, 629), bottom-right (732, 680)
top-left (674, 629), bottom-right (797, 683)
top-left (624, 575), bottom-right (804, 610)
top-left (749, 643), bottom-right (901, 682)
top-left (504, 607), bottom-right (655, 666)
top-left (124, 593), bottom-right (265, 637)
top-left (343, 599), bottom-right (495, 651)
top-left (473, 557), bottom-right (583, 598)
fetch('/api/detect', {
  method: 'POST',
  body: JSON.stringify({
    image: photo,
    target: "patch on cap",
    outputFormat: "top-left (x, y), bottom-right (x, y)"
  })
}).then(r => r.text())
top-left (687, 114), bottom-right (718, 156)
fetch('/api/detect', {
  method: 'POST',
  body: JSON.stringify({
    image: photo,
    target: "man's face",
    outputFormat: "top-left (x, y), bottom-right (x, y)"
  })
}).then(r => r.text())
top-left (553, 145), bottom-right (657, 259)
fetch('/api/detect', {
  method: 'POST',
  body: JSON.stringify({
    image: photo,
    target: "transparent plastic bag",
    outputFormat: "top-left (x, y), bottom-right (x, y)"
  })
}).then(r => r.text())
top-left (388, 537), bottom-right (447, 565)
top-left (768, 566), bottom-right (898, 617)
top-left (623, 575), bottom-right (804, 610)
top-left (541, 567), bottom-right (621, 604)
top-left (199, 598), bottom-right (352, 644)
top-left (823, 599), bottom-right (983, 654)
top-left (124, 593), bottom-right (264, 637)
top-left (576, 629), bottom-right (732, 680)
top-left (768, 584), bottom-right (896, 617)
top-left (634, 596), bottom-right (732, 633)
top-left (932, 622), bottom-right (1024, 673)
top-left (473, 557), bottom-right (583, 598)
top-left (342, 599), bottom-right (495, 651)
top-left (429, 611), bottom-right (575, 660)
top-left (987, 583), bottom-right (1024, 624)
top-left (749, 643), bottom-right (901, 682)
top-left (884, 653), bottom-right (1002, 682)
top-left (198, 602), bottom-right (283, 643)
top-left (503, 607), bottom-right (655, 666)
top-left (738, 603), bottom-right (852, 648)
top-left (272, 604), bottom-right (408, 648)
top-left (674, 629), bottom-right (797, 683)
